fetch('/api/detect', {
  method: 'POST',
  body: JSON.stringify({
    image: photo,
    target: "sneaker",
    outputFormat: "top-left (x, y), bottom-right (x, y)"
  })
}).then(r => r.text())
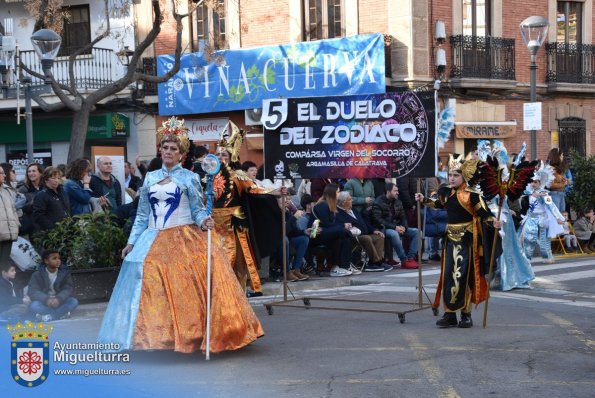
top-left (429, 254), bottom-right (441, 262)
top-left (293, 270), bottom-right (310, 281)
top-left (41, 314), bottom-right (53, 322)
top-left (382, 263), bottom-right (393, 272)
top-left (402, 259), bottom-right (419, 269)
top-left (363, 264), bottom-right (384, 272)
top-left (330, 267), bottom-right (352, 277)
top-left (385, 259), bottom-right (399, 266)
top-left (348, 264), bottom-right (363, 275)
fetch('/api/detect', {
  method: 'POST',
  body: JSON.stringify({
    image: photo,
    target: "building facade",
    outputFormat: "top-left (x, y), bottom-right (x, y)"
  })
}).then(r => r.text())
top-left (2, 1), bottom-right (593, 174)
top-left (150, 0), bottom-right (595, 163)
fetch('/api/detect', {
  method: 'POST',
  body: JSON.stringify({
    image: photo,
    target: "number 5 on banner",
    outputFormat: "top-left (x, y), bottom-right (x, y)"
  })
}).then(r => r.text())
top-left (262, 98), bottom-right (288, 130)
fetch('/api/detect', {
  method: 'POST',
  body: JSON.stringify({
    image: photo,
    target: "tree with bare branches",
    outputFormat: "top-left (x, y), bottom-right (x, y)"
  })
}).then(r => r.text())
top-left (21, 0), bottom-right (206, 162)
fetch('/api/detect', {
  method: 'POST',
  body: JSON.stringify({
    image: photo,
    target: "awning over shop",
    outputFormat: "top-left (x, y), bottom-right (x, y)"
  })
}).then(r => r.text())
top-left (0, 113), bottom-right (130, 144)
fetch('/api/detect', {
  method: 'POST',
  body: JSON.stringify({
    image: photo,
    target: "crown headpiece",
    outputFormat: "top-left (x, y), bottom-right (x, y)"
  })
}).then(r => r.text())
top-left (7, 321), bottom-right (53, 341)
top-left (157, 117), bottom-right (191, 154)
top-left (532, 160), bottom-right (555, 189)
top-left (448, 153), bottom-right (465, 172)
top-left (217, 121), bottom-right (245, 163)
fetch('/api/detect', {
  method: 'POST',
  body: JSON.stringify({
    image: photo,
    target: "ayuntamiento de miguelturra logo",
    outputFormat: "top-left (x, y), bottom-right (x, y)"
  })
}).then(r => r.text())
top-left (7, 321), bottom-right (52, 387)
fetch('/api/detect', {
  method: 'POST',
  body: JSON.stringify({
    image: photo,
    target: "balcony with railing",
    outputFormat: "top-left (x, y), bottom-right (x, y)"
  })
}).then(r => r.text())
top-left (450, 35), bottom-right (516, 87)
top-left (546, 42), bottom-right (595, 90)
top-left (18, 47), bottom-right (117, 90)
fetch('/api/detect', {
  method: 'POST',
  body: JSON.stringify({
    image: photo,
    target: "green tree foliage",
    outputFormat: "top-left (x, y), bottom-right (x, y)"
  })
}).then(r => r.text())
top-left (33, 213), bottom-right (127, 268)
top-left (567, 151), bottom-right (595, 214)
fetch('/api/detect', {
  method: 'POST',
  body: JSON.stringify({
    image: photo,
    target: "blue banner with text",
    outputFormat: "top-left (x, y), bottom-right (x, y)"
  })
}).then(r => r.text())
top-left (157, 33), bottom-right (386, 116)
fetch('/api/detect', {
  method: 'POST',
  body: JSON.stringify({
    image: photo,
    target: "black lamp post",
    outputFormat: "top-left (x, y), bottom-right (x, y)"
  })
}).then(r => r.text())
top-left (520, 16), bottom-right (549, 161)
top-left (1, 29), bottom-right (61, 164)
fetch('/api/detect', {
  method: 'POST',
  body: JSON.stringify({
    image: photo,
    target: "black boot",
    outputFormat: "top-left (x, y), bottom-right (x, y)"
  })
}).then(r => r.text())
top-left (436, 312), bottom-right (458, 328)
top-left (458, 312), bottom-right (473, 328)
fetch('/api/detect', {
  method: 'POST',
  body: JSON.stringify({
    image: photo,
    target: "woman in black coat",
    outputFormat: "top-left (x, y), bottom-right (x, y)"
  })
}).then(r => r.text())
top-left (310, 184), bottom-right (354, 277)
top-left (33, 167), bottom-right (71, 231)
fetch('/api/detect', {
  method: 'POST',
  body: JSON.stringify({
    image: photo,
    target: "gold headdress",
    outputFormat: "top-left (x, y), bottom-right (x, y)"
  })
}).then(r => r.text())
top-left (449, 153), bottom-right (479, 183)
top-left (217, 121), bottom-right (245, 163)
top-left (448, 153), bottom-right (465, 172)
top-left (156, 117), bottom-right (190, 154)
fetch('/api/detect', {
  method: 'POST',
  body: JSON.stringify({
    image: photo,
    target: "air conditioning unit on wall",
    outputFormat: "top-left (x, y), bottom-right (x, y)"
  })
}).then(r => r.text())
top-left (245, 108), bottom-right (263, 126)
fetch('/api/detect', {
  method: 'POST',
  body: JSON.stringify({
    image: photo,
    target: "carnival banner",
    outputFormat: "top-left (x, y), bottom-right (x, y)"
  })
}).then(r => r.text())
top-left (157, 34), bottom-right (385, 116)
top-left (263, 91), bottom-right (436, 179)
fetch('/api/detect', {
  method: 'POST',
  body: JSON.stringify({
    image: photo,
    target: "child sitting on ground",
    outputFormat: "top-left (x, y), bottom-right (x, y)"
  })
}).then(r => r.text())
top-left (561, 212), bottom-right (580, 253)
top-left (28, 250), bottom-right (79, 322)
top-left (573, 207), bottom-right (595, 254)
top-left (0, 263), bottom-right (31, 323)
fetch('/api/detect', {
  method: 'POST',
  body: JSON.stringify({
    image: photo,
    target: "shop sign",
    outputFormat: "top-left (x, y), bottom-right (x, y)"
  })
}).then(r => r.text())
top-left (455, 123), bottom-right (516, 139)
top-left (186, 118), bottom-right (229, 141)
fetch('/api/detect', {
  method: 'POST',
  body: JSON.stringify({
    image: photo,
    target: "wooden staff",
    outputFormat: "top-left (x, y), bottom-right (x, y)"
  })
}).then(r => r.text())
top-left (416, 179), bottom-right (423, 307)
top-left (483, 196), bottom-right (504, 328)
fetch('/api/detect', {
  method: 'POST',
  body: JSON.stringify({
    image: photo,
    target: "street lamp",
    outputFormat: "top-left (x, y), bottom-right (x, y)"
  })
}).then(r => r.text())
top-left (0, 29), bottom-right (61, 164)
top-left (520, 16), bottom-right (549, 160)
top-left (30, 29), bottom-right (62, 79)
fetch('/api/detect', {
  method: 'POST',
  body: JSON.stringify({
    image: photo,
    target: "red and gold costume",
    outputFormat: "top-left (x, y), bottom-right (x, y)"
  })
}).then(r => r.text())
top-left (212, 126), bottom-right (280, 293)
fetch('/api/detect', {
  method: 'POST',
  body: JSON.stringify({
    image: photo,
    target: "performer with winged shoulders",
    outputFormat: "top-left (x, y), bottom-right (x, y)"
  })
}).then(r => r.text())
top-left (415, 154), bottom-right (501, 328)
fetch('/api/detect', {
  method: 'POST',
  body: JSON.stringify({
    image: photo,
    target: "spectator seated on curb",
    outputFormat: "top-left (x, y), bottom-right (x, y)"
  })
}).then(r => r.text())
top-left (0, 263), bottom-right (31, 324)
top-left (335, 191), bottom-right (391, 273)
top-left (573, 207), bottom-right (595, 254)
top-left (309, 184), bottom-right (353, 277)
top-left (372, 182), bottom-right (419, 269)
top-left (28, 250), bottom-right (79, 322)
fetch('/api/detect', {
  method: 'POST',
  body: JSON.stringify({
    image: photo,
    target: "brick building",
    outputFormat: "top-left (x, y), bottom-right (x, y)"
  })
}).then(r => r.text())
top-left (151, 0), bottom-right (594, 162)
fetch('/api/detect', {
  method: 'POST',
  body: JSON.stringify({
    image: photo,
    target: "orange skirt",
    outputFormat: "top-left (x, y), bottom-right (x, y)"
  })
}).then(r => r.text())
top-left (132, 224), bottom-right (264, 353)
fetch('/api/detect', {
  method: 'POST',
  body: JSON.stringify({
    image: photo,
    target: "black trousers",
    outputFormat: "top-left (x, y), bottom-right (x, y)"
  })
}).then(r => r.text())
top-left (0, 240), bottom-right (12, 266)
top-left (311, 229), bottom-right (352, 269)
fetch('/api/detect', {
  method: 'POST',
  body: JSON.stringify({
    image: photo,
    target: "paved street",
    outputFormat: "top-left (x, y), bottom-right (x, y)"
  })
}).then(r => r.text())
top-left (3, 255), bottom-right (595, 397)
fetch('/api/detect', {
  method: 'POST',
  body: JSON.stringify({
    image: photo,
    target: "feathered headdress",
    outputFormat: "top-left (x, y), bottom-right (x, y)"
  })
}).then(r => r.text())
top-left (477, 140), bottom-right (491, 162)
top-left (532, 160), bottom-right (555, 190)
top-left (217, 121), bottom-right (245, 163)
top-left (478, 141), bottom-right (537, 202)
top-left (437, 105), bottom-right (455, 149)
top-left (156, 117), bottom-right (191, 154)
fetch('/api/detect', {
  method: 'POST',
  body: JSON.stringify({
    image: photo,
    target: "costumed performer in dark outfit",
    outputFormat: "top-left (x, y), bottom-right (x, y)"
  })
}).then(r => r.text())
top-left (211, 123), bottom-right (283, 296)
top-left (415, 154), bottom-right (501, 328)
top-left (98, 117), bottom-right (263, 353)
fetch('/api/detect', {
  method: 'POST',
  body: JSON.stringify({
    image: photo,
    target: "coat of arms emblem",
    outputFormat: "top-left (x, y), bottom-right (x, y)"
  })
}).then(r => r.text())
top-left (7, 321), bottom-right (52, 387)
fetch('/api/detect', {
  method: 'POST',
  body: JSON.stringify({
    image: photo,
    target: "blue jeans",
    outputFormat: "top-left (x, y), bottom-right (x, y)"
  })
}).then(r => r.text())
top-left (30, 297), bottom-right (79, 319)
top-left (285, 235), bottom-right (310, 271)
top-left (385, 228), bottom-right (418, 261)
top-left (549, 191), bottom-right (565, 215)
top-left (426, 236), bottom-right (441, 257)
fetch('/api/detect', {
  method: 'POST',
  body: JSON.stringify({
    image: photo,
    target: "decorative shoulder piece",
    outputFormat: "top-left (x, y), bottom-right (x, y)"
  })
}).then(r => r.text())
top-left (460, 159), bottom-right (480, 184)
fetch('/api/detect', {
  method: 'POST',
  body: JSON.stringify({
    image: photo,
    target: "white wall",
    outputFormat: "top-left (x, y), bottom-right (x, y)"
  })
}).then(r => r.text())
top-left (1, 0), bottom-right (135, 65)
